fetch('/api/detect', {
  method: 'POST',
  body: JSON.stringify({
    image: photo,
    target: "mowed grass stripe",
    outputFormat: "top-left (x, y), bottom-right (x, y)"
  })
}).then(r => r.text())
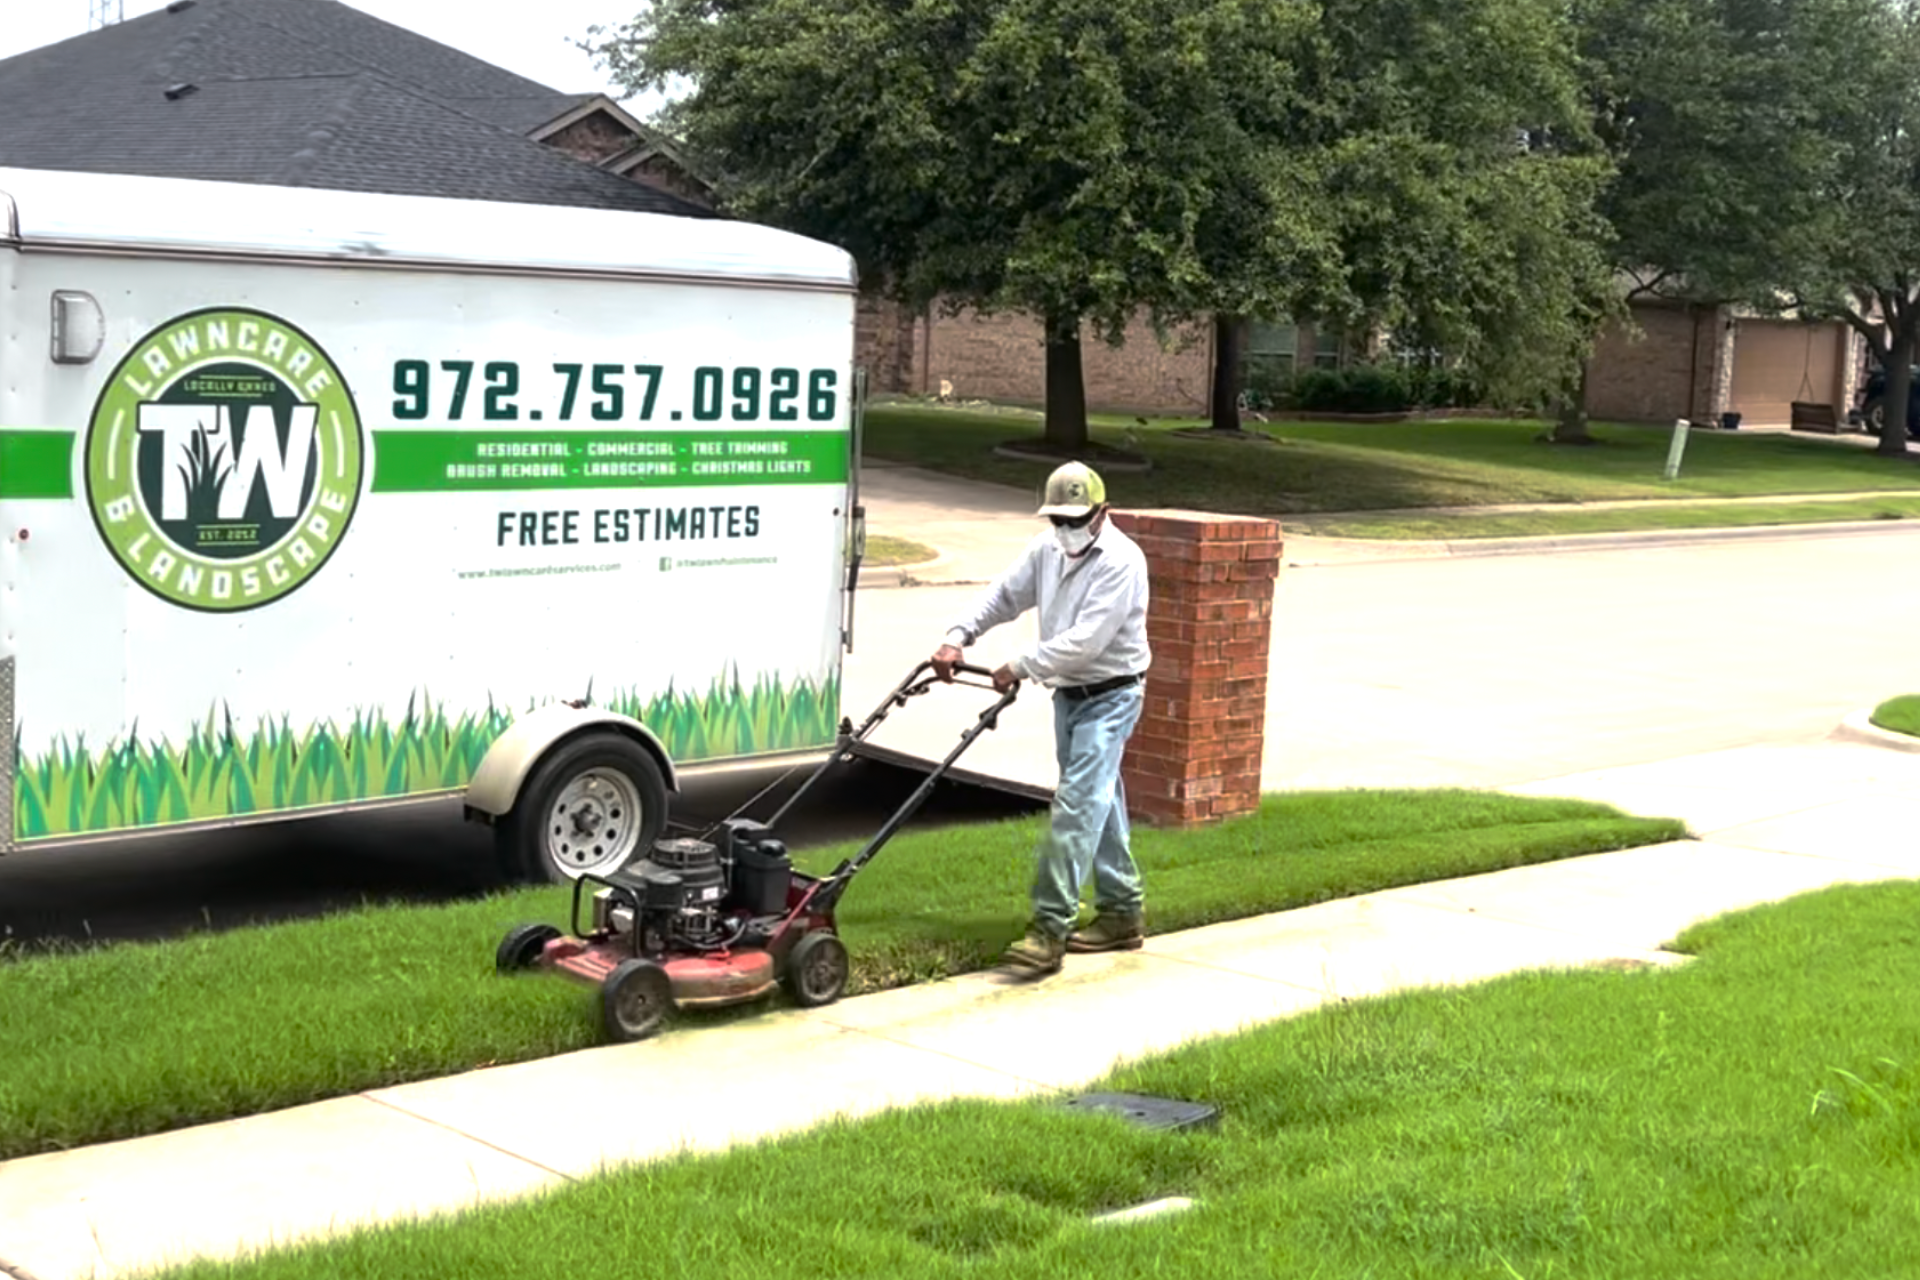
top-left (0, 790), bottom-right (1683, 1159)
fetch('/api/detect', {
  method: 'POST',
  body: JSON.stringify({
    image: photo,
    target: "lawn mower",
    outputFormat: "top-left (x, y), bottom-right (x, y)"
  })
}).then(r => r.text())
top-left (494, 660), bottom-right (1022, 1043)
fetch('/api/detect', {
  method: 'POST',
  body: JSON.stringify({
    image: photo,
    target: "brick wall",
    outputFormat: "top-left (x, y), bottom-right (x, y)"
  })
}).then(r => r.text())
top-left (1587, 301), bottom-right (1729, 423)
top-left (1111, 510), bottom-right (1282, 828)
top-left (919, 306), bottom-right (1215, 415)
top-left (856, 291), bottom-right (919, 394)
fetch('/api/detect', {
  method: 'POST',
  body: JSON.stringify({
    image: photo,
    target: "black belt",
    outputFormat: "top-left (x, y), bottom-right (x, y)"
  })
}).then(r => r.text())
top-left (1058, 673), bottom-right (1144, 702)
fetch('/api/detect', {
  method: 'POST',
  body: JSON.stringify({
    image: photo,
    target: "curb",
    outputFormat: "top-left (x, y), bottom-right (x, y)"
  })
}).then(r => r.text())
top-left (1832, 709), bottom-right (1920, 754)
top-left (1284, 518), bottom-right (1920, 567)
top-left (855, 548), bottom-right (994, 591)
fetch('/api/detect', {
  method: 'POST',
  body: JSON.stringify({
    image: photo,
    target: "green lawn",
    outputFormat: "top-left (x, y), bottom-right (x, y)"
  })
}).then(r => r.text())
top-left (0, 790), bottom-right (1682, 1161)
top-left (866, 534), bottom-right (939, 567)
top-left (865, 403), bottom-right (1920, 518)
top-left (151, 878), bottom-right (1920, 1280)
top-left (1870, 695), bottom-right (1920, 737)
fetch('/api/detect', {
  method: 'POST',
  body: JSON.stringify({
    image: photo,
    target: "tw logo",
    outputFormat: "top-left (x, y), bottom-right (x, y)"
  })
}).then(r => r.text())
top-left (137, 404), bottom-right (318, 522)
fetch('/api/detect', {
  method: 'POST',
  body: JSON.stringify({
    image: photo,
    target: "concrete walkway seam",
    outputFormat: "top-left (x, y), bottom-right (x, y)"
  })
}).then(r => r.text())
top-left (355, 1093), bottom-right (579, 1185)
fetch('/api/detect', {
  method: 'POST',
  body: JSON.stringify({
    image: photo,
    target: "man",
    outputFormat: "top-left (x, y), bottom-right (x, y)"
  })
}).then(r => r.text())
top-left (931, 461), bottom-right (1152, 976)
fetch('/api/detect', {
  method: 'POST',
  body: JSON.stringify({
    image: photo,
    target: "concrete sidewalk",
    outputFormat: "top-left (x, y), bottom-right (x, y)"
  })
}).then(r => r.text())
top-left (854, 459), bottom-right (1920, 583)
top-left (5, 729), bottom-right (1918, 1280)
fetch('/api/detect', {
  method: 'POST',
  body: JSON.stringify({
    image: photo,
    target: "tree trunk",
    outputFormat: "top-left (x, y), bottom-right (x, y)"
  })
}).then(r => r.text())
top-left (1549, 358), bottom-right (1595, 444)
top-left (1210, 313), bottom-right (1244, 432)
top-left (1879, 322), bottom-right (1914, 458)
top-left (1043, 313), bottom-right (1090, 452)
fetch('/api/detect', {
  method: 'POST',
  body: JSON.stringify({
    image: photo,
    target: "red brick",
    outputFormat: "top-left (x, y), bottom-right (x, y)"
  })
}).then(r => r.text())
top-left (1125, 752), bottom-right (1219, 781)
top-left (1194, 541), bottom-right (1244, 564)
top-left (1138, 536), bottom-right (1206, 565)
top-left (1229, 560), bottom-right (1281, 582)
top-left (1240, 537), bottom-right (1284, 561)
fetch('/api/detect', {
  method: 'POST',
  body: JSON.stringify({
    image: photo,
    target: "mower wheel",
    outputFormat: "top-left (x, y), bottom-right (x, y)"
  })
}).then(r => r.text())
top-left (602, 958), bottom-right (674, 1043)
top-left (782, 931), bottom-right (851, 1009)
top-left (495, 923), bottom-right (561, 973)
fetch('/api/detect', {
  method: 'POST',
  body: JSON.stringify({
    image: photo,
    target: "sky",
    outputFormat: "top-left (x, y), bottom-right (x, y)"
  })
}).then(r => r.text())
top-left (0, 0), bottom-right (674, 116)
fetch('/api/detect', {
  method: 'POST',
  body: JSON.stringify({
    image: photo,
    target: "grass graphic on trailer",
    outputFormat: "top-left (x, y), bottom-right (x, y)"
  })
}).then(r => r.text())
top-left (13, 671), bottom-right (839, 841)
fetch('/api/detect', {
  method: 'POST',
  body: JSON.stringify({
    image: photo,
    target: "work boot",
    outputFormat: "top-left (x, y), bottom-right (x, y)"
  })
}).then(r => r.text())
top-left (1067, 911), bottom-right (1145, 953)
top-left (1002, 923), bottom-right (1065, 975)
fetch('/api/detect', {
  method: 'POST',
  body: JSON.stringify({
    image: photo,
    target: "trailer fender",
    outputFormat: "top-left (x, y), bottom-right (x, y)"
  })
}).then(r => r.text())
top-left (464, 702), bottom-right (679, 823)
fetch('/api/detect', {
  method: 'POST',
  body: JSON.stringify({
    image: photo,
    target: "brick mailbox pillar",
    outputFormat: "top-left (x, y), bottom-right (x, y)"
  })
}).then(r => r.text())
top-left (1109, 510), bottom-right (1283, 828)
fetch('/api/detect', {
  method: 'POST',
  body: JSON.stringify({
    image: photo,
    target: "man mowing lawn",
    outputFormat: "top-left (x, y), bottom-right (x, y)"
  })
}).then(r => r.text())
top-left (931, 461), bottom-right (1153, 977)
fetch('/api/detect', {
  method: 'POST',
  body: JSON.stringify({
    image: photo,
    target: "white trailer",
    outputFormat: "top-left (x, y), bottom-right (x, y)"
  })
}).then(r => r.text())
top-left (0, 165), bottom-right (868, 883)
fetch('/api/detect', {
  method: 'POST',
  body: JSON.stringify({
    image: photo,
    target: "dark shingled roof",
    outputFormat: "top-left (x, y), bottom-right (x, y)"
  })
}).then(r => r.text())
top-left (0, 0), bottom-right (711, 218)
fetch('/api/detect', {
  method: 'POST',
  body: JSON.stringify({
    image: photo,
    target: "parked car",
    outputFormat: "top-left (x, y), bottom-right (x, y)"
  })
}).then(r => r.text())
top-left (1854, 364), bottom-right (1920, 435)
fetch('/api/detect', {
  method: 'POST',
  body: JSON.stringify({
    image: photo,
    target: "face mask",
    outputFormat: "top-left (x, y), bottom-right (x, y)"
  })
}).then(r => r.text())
top-left (1054, 521), bottom-right (1098, 557)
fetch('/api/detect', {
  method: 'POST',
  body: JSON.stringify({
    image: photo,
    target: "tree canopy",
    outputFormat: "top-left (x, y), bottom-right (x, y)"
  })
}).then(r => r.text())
top-left (587, 0), bottom-right (1612, 443)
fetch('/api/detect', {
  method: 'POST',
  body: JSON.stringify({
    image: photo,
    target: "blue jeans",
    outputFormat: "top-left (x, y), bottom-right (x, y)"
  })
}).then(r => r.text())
top-left (1031, 682), bottom-right (1146, 938)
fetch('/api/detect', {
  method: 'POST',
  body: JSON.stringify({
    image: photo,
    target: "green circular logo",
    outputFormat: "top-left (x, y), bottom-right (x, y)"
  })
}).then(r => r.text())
top-left (85, 308), bottom-right (365, 613)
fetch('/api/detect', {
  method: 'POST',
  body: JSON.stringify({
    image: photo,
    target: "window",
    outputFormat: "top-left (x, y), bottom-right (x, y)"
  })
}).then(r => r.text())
top-left (1245, 319), bottom-right (1299, 380)
top-left (1313, 327), bottom-right (1343, 369)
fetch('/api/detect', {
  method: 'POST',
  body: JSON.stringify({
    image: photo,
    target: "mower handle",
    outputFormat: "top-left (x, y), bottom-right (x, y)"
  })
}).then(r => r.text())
top-left (749, 659), bottom-right (1021, 834)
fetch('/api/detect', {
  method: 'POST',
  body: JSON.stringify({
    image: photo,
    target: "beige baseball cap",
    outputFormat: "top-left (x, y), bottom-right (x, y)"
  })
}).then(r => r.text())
top-left (1035, 461), bottom-right (1107, 519)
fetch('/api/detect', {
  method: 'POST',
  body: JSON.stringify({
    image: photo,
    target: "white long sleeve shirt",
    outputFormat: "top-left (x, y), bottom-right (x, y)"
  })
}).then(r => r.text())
top-left (945, 523), bottom-right (1152, 689)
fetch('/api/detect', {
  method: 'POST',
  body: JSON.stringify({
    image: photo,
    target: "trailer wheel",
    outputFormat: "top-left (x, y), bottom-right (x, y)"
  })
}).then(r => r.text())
top-left (783, 931), bottom-right (850, 1009)
top-left (495, 923), bottom-right (561, 973)
top-left (500, 732), bottom-right (669, 885)
top-left (602, 959), bottom-right (674, 1043)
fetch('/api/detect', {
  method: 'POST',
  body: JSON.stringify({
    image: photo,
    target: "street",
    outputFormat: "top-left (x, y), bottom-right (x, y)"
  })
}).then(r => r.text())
top-left (844, 519), bottom-right (1920, 792)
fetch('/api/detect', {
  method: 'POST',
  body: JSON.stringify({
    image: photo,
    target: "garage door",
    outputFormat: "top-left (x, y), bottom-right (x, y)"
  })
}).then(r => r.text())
top-left (1730, 319), bottom-right (1844, 426)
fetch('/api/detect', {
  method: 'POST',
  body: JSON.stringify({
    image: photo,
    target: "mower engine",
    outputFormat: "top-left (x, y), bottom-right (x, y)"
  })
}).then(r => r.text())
top-left (590, 820), bottom-right (796, 957)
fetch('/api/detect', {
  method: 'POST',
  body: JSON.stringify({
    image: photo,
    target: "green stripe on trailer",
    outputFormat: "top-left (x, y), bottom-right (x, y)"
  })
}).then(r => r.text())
top-left (371, 430), bottom-right (850, 494)
top-left (0, 430), bottom-right (77, 499)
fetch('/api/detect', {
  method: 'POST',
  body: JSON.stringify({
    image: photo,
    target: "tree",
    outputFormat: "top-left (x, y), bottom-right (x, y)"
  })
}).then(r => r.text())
top-left (1196, 0), bottom-right (1619, 434)
top-left (1306, 0), bottom-right (1619, 418)
top-left (1778, 0), bottom-right (1920, 457)
top-left (590, 0), bottom-right (1338, 456)
top-left (1548, 0), bottom-right (1858, 444)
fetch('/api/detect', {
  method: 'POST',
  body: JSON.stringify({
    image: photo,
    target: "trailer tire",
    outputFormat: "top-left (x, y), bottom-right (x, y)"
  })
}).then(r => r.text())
top-left (499, 731), bottom-right (669, 885)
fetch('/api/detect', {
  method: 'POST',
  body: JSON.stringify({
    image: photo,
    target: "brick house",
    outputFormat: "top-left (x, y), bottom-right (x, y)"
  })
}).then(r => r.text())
top-left (855, 288), bottom-right (1859, 424)
top-left (0, 0), bottom-right (715, 220)
top-left (854, 298), bottom-right (1365, 416)
top-left (1587, 299), bottom-right (1863, 428)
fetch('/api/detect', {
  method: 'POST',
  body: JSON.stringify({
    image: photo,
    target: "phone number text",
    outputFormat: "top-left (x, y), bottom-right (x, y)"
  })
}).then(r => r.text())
top-left (390, 360), bottom-right (842, 425)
